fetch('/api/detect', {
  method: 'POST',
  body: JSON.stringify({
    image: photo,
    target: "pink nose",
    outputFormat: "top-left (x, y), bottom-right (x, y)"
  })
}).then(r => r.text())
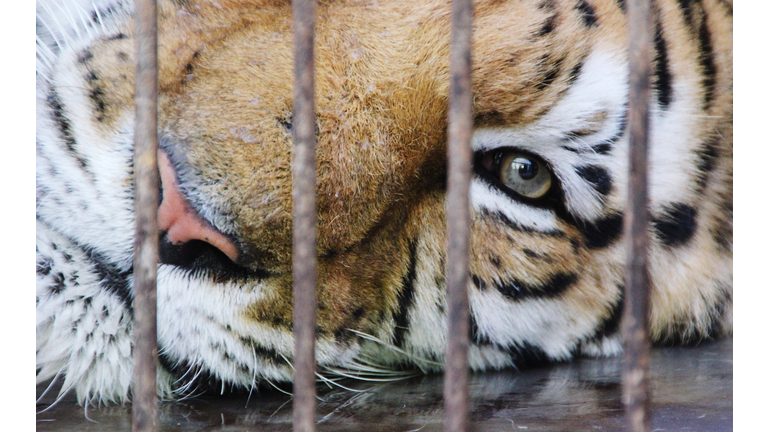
top-left (157, 151), bottom-right (239, 262)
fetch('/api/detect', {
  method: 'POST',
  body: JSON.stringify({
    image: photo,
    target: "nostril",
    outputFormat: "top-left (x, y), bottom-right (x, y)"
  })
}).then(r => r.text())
top-left (157, 151), bottom-right (240, 263)
top-left (159, 234), bottom-right (265, 281)
top-left (159, 235), bottom-right (209, 268)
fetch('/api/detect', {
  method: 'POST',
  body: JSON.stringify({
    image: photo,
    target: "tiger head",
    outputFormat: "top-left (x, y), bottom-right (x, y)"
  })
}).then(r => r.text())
top-left (36, 0), bottom-right (732, 404)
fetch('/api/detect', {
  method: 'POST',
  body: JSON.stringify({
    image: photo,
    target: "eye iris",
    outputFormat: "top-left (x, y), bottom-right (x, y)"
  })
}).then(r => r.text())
top-left (499, 152), bottom-right (552, 199)
top-left (511, 158), bottom-right (538, 180)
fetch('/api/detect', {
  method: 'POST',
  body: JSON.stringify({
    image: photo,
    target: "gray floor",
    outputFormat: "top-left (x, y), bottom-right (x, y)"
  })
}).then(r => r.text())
top-left (36, 339), bottom-right (732, 431)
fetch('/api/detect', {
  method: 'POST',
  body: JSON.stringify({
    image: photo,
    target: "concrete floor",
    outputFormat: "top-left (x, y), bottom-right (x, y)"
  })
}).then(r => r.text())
top-left (36, 339), bottom-right (732, 431)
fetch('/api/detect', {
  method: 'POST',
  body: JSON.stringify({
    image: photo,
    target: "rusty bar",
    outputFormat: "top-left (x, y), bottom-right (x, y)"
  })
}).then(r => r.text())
top-left (444, 0), bottom-right (473, 431)
top-left (132, 0), bottom-right (159, 432)
top-left (622, 1), bottom-right (653, 432)
top-left (292, 1), bottom-right (317, 432)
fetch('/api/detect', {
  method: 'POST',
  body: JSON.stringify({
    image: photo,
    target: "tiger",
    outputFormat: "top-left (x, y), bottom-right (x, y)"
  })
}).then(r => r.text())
top-left (36, 0), bottom-right (732, 406)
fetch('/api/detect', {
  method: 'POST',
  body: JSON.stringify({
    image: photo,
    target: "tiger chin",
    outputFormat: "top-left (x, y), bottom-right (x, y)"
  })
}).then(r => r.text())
top-left (36, 0), bottom-right (732, 405)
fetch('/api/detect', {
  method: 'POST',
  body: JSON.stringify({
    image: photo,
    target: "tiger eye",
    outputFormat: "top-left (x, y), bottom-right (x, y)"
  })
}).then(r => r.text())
top-left (500, 153), bottom-right (552, 199)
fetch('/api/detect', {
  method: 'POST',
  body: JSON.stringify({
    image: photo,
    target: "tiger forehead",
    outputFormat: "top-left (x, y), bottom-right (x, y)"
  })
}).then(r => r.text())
top-left (155, 0), bottom-right (628, 124)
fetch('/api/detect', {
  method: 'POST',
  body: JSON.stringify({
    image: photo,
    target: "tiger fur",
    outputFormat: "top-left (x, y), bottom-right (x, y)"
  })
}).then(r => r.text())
top-left (36, 0), bottom-right (733, 405)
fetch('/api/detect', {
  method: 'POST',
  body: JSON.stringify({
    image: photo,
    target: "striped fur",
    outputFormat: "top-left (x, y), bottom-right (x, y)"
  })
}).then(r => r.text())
top-left (36, 0), bottom-right (732, 405)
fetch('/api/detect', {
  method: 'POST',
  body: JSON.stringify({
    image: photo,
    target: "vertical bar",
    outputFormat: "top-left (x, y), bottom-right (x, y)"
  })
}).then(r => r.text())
top-left (292, 1), bottom-right (317, 432)
top-left (622, 1), bottom-right (652, 432)
top-left (132, 1), bottom-right (159, 432)
top-left (444, 0), bottom-right (473, 431)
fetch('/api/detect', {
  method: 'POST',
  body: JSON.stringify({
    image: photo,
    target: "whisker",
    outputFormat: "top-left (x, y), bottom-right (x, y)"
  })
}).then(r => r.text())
top-left (347, 328), bottom-right (441, 367)
top-left (91, 2), bottom-right (106, 31)
top-left (39, 0), bottom-right (72, 48)
top-left (73, 3), bottom-right (95, 39)
top-left (82, 395), bottom-right (99, 423)
top-left (36, 8), bottom-right (64, 52)
top-left (35, 367), bottom-right (64, 404)
top-left (52, 0), bottom-right (82, 40)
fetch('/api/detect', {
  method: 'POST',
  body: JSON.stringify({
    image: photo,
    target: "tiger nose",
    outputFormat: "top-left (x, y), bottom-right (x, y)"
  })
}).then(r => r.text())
top-left (157, 151), bottom-right (240, 262)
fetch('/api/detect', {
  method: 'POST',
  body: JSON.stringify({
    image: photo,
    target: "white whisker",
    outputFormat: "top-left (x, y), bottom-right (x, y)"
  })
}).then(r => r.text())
top-left (39, 0), bottom-right (72, 47)
top-left (91, 2), bottom-right (106, 31)
top-left (35, 367), bottom-right (64, 404)
top-left (347, 328), bottom-right (441, 367)
top-left (52, 0), bottom-right (82, 40)
top-left (73, 3), bottom-right (95, 39)
top-left (36, 8), bottom-right (64, 51)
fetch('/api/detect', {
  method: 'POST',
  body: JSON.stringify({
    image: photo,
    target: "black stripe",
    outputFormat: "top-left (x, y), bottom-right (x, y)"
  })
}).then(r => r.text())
top-left (78, 50), bottom-right (94, 64)
top-left (567, 56), bottom-right (585, 85)
top-left (470, 315), bottom-right (551, 368)
top-left (503, 341), bottom-right (551, 369)
top-left (49, 272), bottom-right (67, 295)
top-left (522, 249), bottom-right (541, 259)
top-left (707, 283), bottom-right (732, 339)
top-left (676, 1), bottom-right (717, 109)
top-left (106, 33), bottom-right (127, 41)
top-left (653, 21), bottom-right (673, 110)
top-left (479, 208), bottom-right (566, 238)
top-left (591, 285), bottom-right (624, 340)
top-left (588, 107), bottom-right (627, 155)
top-left (90, 86), bottom-right (107, 122)
top-left (392, 242), bottom-right (418, 348)
top-left (714, 200), bottom-right (732, 251)
top-left (575, 165), bottom-right (613, 197)
top-left (695, 136), bottom-right (720, 190)
top-left (36, 255), bottom-right (53, 277)
top-left (84, 248), bottom-right (134, 310)
top-left (569, 131), bottom-right (618, 155)
top-left (538, 14), bottom-right (557, 37)
top-left (575, 212), bottom-right (624, 249)
top-left (538, 0), bottom-right (556, 11)
top-left (562, 145), bottom-right (581, 154)
top-left (537, 55), bottom-right (564, 91)
top-left (697, 9), bottom-right (717, 109)
top-left (470, 313), bottom-right (493, 346)
top-left (677, 0), bottom-right (697, 29)
top-left (236, 335), bottom-right (284, 364)
top-left (90, 3), bottom-right (124, 26)
top-left (576, 0), bottom-right (598, 27)
top-left (652, 203), bottom-right (697, 247)
top-left (591, 142), bottom-right (613, 155)
top-left (471, 274), bottom-right (486, 290)
top-left (616, 0), bottom-right (625, 12)
top-left (495, 272), bottom-right (577, 300)
top-left (37, 225), bottom-right (134, 310)
top-left (614, 104), bottom-right (628, 141)
top-left (47, 88), bottom-right (89, 170)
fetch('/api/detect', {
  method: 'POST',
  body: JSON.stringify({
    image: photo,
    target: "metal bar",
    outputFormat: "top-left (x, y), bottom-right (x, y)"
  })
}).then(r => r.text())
top-left (291, 1), bottom-right (317, 432)
top-left (444, 0), bottom-right (473, 431)
top-left (623, 1), bottom-right (653, 431)
top-left (132, 0), bottom-right (159, 432)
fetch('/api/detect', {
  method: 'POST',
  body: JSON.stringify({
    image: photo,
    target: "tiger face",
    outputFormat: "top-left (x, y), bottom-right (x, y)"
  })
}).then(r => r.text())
top-left (36, 0), bottom-right (732, 404)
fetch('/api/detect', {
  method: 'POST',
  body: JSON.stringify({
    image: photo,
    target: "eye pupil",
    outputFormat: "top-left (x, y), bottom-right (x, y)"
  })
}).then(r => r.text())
top-left (512, 158), bottom-right (538, 180)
